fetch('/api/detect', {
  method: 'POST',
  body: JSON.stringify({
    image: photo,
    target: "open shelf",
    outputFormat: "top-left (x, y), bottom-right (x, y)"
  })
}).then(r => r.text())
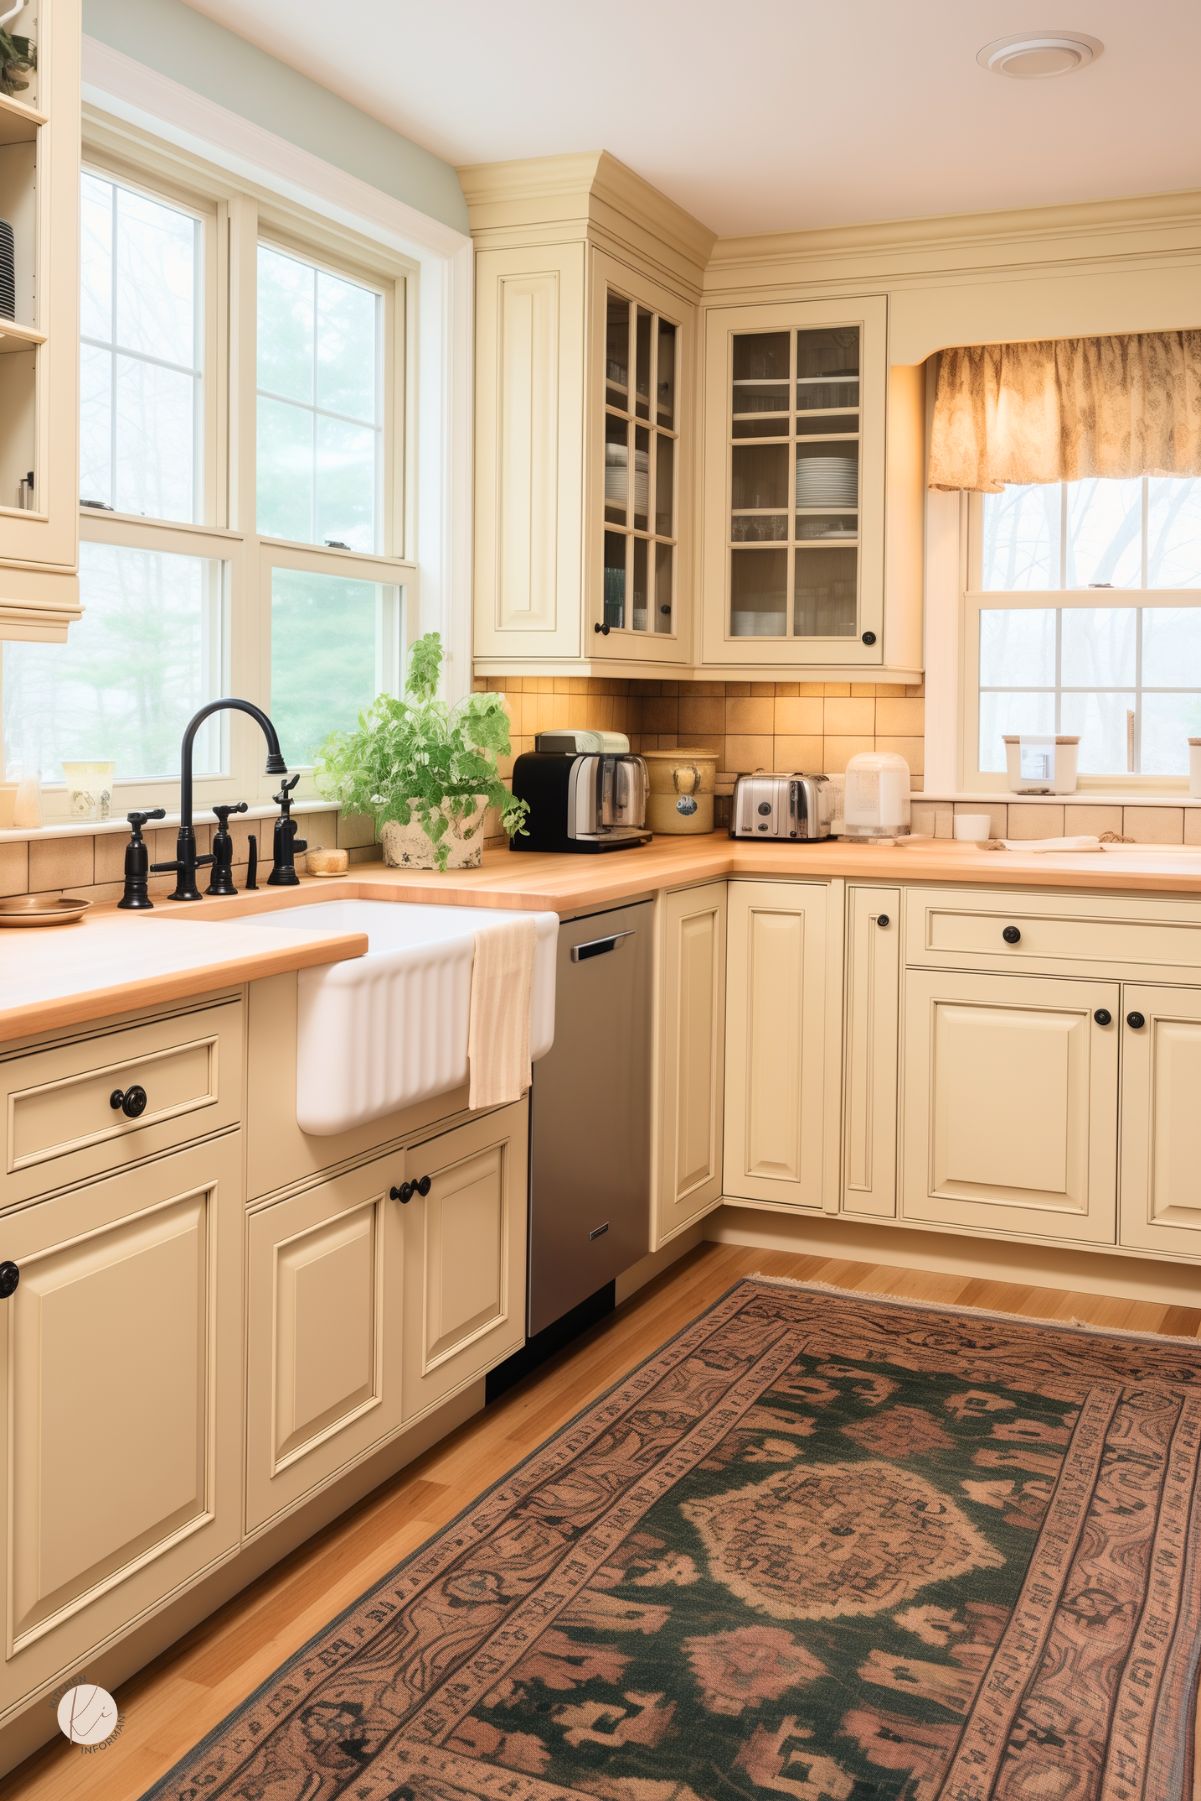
top-left (0, 94), bottom-right (45, 148)
top-left (0, 320), bottom-right (45, 355)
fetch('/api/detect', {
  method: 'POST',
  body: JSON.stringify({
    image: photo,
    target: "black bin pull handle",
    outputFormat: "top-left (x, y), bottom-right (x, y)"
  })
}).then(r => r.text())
top-left (570, 929), bottom-right (634, 963)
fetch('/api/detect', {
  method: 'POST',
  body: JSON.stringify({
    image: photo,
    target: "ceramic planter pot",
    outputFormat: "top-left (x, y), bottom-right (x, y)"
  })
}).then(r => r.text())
top-left (379, 797), bottom-right (489, 870)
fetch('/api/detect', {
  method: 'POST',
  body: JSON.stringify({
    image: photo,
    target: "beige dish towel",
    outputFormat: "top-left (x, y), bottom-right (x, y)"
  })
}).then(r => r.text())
top-left (987, 835), bottom-right (1104, 853)
top-left (468, 913), bottom-right (539, 1110)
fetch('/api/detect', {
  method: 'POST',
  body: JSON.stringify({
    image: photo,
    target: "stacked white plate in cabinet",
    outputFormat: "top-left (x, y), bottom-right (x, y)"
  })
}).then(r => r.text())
top-left (796, 456), bottom-right (857, 508)
top-left (604, 444), bottom-right (649, 512)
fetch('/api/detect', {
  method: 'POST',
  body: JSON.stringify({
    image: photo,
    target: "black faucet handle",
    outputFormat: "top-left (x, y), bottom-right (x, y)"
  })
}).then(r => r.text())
top-left (272, 773), bottom-right (301, 810)
top-left (126, 807), bottom-right (166, 839)
top-left (212, 801), bottom-right (249, 830)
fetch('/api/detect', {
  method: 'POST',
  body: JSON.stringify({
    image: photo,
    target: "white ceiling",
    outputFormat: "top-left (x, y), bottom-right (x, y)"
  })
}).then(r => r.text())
top-left (180, 0), bottom-right (1201, 236)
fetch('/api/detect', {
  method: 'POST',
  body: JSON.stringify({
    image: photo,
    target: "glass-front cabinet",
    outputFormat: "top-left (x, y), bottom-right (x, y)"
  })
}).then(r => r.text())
top-left (701, 296), bottom-right (887, 667)
top-left (590, 253), bottom-right (687, 661)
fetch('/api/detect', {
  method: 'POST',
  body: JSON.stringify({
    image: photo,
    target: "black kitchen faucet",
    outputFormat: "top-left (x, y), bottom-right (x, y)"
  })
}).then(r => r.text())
top-left (149, 699), bottom-right (288, 902)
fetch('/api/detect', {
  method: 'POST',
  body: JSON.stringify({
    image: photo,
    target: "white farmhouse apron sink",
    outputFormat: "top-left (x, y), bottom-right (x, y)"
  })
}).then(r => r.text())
top-left (239, 899), bottom-right (558, 1134)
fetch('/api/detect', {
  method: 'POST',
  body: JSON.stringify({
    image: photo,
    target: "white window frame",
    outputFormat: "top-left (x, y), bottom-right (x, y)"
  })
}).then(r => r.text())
top-left (2, 40), bottom-right (473, 820)
top-left (958, 491), bottom-right (1201, 796)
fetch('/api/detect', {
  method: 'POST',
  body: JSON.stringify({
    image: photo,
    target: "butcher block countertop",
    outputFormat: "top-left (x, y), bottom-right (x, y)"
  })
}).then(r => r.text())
top-left (4, 831), bottom-right (1201, 1046)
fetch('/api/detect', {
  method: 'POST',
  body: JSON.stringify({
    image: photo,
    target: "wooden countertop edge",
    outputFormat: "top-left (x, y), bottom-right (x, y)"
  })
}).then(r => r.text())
top-left (0, 931), bottom-right (367, 1045)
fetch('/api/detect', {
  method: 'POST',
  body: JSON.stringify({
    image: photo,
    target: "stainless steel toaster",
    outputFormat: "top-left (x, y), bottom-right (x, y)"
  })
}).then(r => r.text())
top-left (730, 772), bottom-right (831, 840)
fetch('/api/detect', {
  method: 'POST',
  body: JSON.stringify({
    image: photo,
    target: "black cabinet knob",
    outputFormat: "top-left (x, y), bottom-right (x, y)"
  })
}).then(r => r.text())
top-left (109, 1084), bottom-right (148, 1119)
top-left (1093, 1009), bottom-right (1112, 1026)
top-left (861, 630), bottom-right (877, 646)
top-left (1002, 925), bottom-right (1022, 945)
top-left (594, 622), bottom-right (611, 635)
top-left (1127, 1011), bottom-right (1146, 1030)
top-left (0, 1261), bottom-right (19, 1300)
top-left (416, 1175), bottom-right (433, 1198)
top-left (389, 1181), bottom-right (414, 1204)
top-left (876, 914), bottom-right (890, 929)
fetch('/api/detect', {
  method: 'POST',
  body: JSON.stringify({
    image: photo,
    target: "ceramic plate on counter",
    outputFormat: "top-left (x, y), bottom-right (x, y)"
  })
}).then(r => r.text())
top-left (0, 894), bottom-right (92, 927)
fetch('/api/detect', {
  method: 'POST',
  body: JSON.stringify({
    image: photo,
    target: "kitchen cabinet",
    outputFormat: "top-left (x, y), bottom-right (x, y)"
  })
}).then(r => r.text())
top-left (902, 969), bottom-right (1119, 1245)
top-left (724, 880), bottom-right (831, 1211)
top-left (245, 1148), bottom-right (407, 1534)
top-left (1118, 985), bottom-right (1201, 1258)
top-left (0, 1134), bottom-right (242, 1715)
top-left (702, 294), bottom-right (917, 673)
top-left (842, 885), bottom-right (900, 1218)
top-left (401, 1102), bottom-right (527, 1421)
top-left (465, 152), bottom-right (708, 676)
top-left (652, 882), bottom-right (726, 1248)
top-left (0, 0), bottom-right (81, 641)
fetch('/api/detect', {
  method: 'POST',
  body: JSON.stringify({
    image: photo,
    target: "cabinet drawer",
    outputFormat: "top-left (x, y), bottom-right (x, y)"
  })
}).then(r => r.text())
top-left (905, 887), bottom-right (1201, 982)
top-left (2, 1001), bottom-right (244, 1206)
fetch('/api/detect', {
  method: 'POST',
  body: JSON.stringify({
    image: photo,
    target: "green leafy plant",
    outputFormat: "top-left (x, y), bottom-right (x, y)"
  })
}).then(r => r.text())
top-left (314, 632), bottom-right (528, 870)
top-left (0, 26), bottom-right (35, 98)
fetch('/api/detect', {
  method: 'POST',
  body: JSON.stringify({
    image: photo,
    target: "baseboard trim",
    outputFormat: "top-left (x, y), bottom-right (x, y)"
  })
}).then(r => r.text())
top-left (709, 1205), bottom-right (1201, 1306)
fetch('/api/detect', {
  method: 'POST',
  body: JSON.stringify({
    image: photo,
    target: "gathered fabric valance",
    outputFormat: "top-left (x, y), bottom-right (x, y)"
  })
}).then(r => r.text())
top-left (927, 330), bottom-right (1201, 492)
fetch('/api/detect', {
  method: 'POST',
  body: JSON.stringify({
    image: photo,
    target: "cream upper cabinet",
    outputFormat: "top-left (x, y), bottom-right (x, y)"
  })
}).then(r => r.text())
top-left (902, 969), bottom-right (1119, 1245)
top-left (245, 1148), bottom-right (408, 1535)
top-left (724, 880), bottom-right (832, 1211)
top-left (401, 1101), bottom-right (528, 1422)
top-left (0, 0), bottom-right (81, 641)
top-left (653, 881), bottom-right (727, 1248)
top-left (465, 153), bottom-right (709, 677)
top-left (842, 885), bottom-right (900, 1219)
top-left (1118, 985), bottom-right (1201, 1258)
top-left (0, 1135), bottom-right (242, 1715)
top-left (700, 298), bottom-right (923, 677)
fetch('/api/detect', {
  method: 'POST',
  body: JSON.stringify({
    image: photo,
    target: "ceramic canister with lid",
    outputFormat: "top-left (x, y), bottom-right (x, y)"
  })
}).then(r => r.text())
top-left (644, 748), bottom-right (718, 834)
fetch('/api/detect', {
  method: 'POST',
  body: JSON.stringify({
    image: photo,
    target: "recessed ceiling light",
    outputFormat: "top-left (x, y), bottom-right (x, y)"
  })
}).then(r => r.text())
top-left (977, 31), bottom-right (1104, 79)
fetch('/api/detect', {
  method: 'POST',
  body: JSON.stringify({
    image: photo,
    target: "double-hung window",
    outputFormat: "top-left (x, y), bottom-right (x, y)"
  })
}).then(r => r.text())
top-left (965, 475), bottom-right (1201, 788)
top-left (2, 145), bottom-right (414, 814)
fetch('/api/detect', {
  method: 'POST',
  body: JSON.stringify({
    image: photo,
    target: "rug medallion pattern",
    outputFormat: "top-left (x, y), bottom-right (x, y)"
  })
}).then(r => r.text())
top-left (143, 1280), bottom-right (1201, 1801)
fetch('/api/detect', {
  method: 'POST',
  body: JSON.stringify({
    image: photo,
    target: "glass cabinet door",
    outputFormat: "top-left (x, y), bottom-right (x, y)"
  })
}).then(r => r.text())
top-left (600, 283), bottom-right (679, 642)
top-left (728, 323), bottom-right (861, 643)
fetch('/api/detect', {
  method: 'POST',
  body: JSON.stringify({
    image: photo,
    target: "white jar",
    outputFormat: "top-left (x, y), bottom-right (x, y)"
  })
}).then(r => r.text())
top-left (1189, 739), bottom-right (1201, 799)
top-left (841, 751), bottom-right (911, 840)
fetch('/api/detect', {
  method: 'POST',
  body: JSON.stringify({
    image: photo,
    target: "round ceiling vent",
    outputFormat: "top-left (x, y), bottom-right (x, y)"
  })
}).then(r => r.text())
top-left (977, 31), bottom-right (1104, 78)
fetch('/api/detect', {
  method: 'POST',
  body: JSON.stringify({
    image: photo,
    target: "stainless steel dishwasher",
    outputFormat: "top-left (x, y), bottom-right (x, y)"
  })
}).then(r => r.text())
top-left (527, 900), bottom-right (653, 1336)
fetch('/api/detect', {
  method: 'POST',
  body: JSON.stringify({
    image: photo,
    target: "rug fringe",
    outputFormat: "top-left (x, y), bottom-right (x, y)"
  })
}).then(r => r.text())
top-left (743, 1273), bottom-right (1201, 1350)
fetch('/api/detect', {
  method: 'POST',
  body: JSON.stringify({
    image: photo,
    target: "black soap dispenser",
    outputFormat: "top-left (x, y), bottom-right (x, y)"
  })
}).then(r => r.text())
top-left (117, 809), bottom-right (166, 910)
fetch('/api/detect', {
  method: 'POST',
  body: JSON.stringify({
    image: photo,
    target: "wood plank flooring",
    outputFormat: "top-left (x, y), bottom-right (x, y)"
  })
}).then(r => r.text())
top-left (9, 1241), bottom-right (1201, 1800)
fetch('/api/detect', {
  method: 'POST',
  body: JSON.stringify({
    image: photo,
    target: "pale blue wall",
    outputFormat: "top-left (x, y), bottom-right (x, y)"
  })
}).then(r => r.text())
top-left (83, 0), bottom-right (468, 232)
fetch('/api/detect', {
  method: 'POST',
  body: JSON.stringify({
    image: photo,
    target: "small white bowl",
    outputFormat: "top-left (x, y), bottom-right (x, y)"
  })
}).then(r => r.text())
top-left (954, 813), bottom-right (993, 842)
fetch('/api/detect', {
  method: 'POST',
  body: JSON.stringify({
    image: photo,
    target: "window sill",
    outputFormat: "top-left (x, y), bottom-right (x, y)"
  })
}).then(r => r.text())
top-left (0, 799), bottom-right (340, 845)
top-left (927, 790), bottom-right (1201, 807)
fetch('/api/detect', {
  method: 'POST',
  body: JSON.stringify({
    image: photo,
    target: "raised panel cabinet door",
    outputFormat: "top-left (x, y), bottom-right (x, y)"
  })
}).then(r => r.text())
top-left (402, 1101), bottom-right (528, 1422)
top-left (1119, 985), bottom-right (1201, 1257)
top-left (653, 883), bottom-right (727, 1248)
top-left (245, 1151), bottom-right (408, 1534)
top-left (473, 244), bottom-right (586, 660)
top-left (0, 1135), bottom-right (242, 1714)
top-left (842, 886), bottom-right (900, 1218)
top-left (902, 971), bottom-right (1119, 1244)
top-left (724, 881), bottom-right (829, 1209)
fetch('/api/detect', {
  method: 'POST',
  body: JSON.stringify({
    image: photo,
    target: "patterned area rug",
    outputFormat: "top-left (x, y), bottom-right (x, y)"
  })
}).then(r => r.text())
top-left (144, 1278), bottom-right (1201, 1801)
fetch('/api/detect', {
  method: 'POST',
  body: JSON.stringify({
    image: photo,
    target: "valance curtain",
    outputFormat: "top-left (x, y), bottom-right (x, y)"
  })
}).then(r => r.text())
top-left (927, 330), bottom-right (1201, 492)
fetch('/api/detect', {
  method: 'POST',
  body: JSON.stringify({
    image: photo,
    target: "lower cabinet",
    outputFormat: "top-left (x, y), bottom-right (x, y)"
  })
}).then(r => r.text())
top-left (246, 1102), bottom-right (528, 1532)
top-left (842, 885), bottom-right (900, 1218)
top-left (902, 969), bottom-right (1119, 1244)
top-left (724, 880), bottom-right (830, 1210)
top-left (0, 1135), bottom-right (243, 1715)
top-left (1119, 984), bottom-right (1201, 1257)
top-left (653, 882), bottom-right (727, 1248)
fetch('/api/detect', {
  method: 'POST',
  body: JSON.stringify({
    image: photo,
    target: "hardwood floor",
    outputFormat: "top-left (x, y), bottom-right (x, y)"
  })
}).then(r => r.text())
top-left (10, 1241), bottom-right (1201, 1800)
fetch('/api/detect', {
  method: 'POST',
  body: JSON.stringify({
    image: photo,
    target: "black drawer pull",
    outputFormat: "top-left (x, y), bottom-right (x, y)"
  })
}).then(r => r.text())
top-left (1127, 1011), bottom-right (1146, 1030)
top-left (110, 1084), bottom-right (148, 1119)
top-left (1002, 925), bottom-right (1022, 945)
top-left (415, 1175), bottom-right (433, 1198)
top-left (0, 1262), bottom-right (19, 1299)
top-left (571, 929), bottom-right (634, 963)
top-left (1093, 1009), bottom-right (1112, 1026)
top-left (390, 1182), bottom-right (414, 1204)
top-left (861, 630), bottom-right (877, 645)
top-left (876, 914), bottom-right (890, 929)
top-left (593, 621), bottom-right (611, 635)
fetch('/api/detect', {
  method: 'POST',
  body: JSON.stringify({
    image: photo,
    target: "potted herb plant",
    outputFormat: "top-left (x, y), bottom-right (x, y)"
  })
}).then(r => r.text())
top-left (314, 632), bottom-right (528, 871)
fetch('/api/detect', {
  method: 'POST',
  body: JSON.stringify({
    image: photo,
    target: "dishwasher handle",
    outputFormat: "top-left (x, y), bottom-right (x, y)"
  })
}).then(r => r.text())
top-left (571, 928), bottom-right (635, 963)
